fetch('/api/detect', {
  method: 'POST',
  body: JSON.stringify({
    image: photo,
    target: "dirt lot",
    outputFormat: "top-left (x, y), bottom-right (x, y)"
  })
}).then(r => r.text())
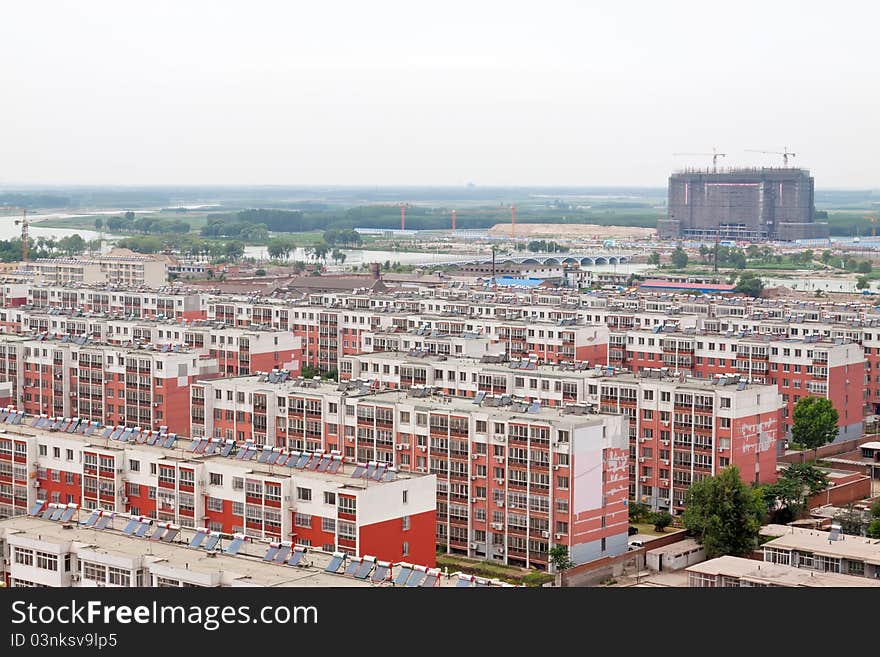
top-left (487, 223), bottom-right (655, 239)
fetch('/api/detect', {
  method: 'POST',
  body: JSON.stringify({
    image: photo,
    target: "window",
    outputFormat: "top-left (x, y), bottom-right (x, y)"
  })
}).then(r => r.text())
top-left (207, 497), bottom-right (224, 512)
top-left (402, 541), bottom-right (409, 556)
top-left (82, 562), bottom-right (107, 582)
top-left (338, 520), bottom-right (356, 541)
top-left (295, 513), bottom-right (312, 528)
top-left (402, 489), bottom-right (408, 504)
top-left (556, 476), bottom-right (569, 490)
top-left (39, 444), bottom-right (47, 456)
top-left (108, 567), bottom-right (130, 586)
top-left (209, 472), bottom-right (223, 486)
top-left (66, 449), bottom-right (74, 461)
top-left (323, 491), bottom-right (336, 505)
top-left (339, 497), bottom-right (356, 515)
top-left (322, 517), bottom-right (336, 533)
top-left (402, 515), bottom-right (410, 531)
top-left (14, 548), bottom-right (34, 566)
top-left (129, 459), bottom-right (140, 472)
top-left (296, 487), bottom-right (312, 502)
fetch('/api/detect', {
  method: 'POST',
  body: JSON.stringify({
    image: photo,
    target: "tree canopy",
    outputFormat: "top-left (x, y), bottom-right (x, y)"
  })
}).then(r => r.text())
top-left (681, 466), bottom-right (764, 558)
top-left (735, 272), bottom-right (764, 297)
top-left (791, 396), bottom-right (839, 454)
top-left (670, 246), bottom-right (688, 269)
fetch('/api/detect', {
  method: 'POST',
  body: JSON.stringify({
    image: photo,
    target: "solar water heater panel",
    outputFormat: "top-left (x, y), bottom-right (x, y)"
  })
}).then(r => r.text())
top-left (354, 559), bottom-right (374, 579)
top-left (95, 515), bottom-right (113, 530)
top-left (405, 569), bottom-right (427, 587)
top-left (274, 545), bottom-right (292, 563)
top-left (323, 552), bottom-right (342, 572)
top-left (393, 566), bottom-right (413, 586)
top-left (161, 528), bottom-right (180, 543)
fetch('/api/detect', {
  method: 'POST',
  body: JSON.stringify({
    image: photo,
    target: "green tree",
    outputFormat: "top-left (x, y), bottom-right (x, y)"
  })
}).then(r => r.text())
top-left (857, 260), bottom-right (872, 274)
top-left (871, 498), bottom-right (880, 519)
top-left (681, 466), bottom-right (764, 558)
top-left (267, 237), bottom-right (293, 261)
top-left (548, 544), bottom-right (574, 571)
top-left (124, 210), bottom-right (135, 221)
top-left (94, 217), bottom-right (103, 233)
top-left (761, 462), bottom-right (829, 523)
top-left (628, 501), bottom-right (651, 524)
top-left (652, 511), bottom-right (673, 533)
top-left (648, 252), bottom-right (661, 266)
top-left (745, 244), bottom-right (760, 260)
top-left (867, 519), bottom-right (880, 539)
top-left (792, 396), bottom-right (839, 458)
top-left (821, 249), bottom-right (833, 265)
top-left (735, 272), bottom-right (764, 297)
top-left (670, 247), bottom-right (688, 269)
top-left (857, 275), bottom-right (870, 291)
top-left (834, 504), bottom-right (867, 536)
top-left (224, 240), bottom-right (245, 260)
top-left (255, 268), bottom-right (266, 276)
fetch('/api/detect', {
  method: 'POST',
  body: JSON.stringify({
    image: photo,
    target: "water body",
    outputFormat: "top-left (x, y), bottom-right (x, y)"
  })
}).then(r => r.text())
top-left (243, 246), bottom-right (466, 266)
top-left (0, 223), bottom-right (104, 243)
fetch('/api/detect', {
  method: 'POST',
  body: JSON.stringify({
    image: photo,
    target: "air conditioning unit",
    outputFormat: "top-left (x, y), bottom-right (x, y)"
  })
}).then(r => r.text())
top-left (495, 456), bottom-right (504, 463)
top-left (469, 542), bottom-right (478, 550)
top-left (553, 464), bottom-right (560, 470)
top-left (497, 501), bottom-right (504, 508)
top-left (555, 532), bottom-right (564, 540)
top-left (418, 445), bottom-right (426, 452)
top-left (416, 466), bottom-right (427, 473)
top-left (121, 497), bottom-right (129, 505)
top-left (33, 480), bottom-right (40, 488)
top-left (662, 459), bottom-right (669, 466)
top-left (495, 478), bottom-right (504, 485)
top-left (471, 454), bottom-right (478, 459)
top-left (470, 475), bottom-right (477, 481)
top-left (491, 522), bottom-right (503, 531)
top-left (70, 574), bottom-right (80, 582)
top-left (541, 530), bottom-right (550, 539)
top-left (638, 457), bottom-right (645, 462)
top-left (640, 476), bottom-right (648, 482)
top-left (470, 497), bottom-right (477, 503)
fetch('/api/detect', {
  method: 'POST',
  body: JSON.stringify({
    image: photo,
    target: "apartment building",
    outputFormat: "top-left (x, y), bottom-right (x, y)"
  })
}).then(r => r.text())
top-left (0, 417), bottom-right (435, 568)
top-left (610, 328), bottom-right (864, 441)
top-left (23, 253), bottom-right (169, 287)
top-left (24, 284), bottom-right (206, 320)
top-left (591, 369), bottom-right (781, 510)
top-left (191, 374), bottom-right (629, 569)
top-left (0, 334), bottom-right (220, 435)
top-left (0, 515), bottom-right (514, 588)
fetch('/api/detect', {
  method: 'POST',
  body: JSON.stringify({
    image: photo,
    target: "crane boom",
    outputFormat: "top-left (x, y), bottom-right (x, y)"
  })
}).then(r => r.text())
top-left (672, 148), bottom-right (726, 172)
top-left (745, 147), bottom-right (796, 166)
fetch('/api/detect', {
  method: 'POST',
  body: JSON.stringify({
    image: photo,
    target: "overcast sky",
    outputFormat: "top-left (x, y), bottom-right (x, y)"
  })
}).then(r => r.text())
top-left (1, 1), bottom-right (877, 188)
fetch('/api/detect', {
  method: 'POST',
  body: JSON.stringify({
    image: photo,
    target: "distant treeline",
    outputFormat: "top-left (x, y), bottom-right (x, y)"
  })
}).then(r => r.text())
top-left (202, 207), bottom-right (661, 234)
top-left (0, 193), bottom-right (72, 209)
top-left (825, 212), bottom-right (880, 237)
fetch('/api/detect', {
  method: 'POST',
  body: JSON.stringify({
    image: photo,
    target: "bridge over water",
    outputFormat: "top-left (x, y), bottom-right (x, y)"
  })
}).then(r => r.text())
top-left (412, 251), bottom-right (637, 267)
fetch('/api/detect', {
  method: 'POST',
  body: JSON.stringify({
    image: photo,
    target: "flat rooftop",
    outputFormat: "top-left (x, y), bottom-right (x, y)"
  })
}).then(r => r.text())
top-left (0, 516), bottom-right (484, 588)
top-left (761, 526), bottom-right (880, 565)
top-left (687, 556), bottom-right (880, 587)
top-left (1, 421), bottom-right (427, 488)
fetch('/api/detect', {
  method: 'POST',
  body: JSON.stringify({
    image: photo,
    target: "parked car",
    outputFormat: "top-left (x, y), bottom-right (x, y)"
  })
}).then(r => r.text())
top-left (628, 525), bottom-right (639, 536)
top-left (627, 539), bottom-right (645, 551)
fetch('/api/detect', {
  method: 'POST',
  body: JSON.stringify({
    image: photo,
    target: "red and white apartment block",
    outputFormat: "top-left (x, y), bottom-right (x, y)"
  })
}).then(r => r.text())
top-left (0, 415), bottom-right (435, 567)
top-left (190, 373), bottom-right (629, 568)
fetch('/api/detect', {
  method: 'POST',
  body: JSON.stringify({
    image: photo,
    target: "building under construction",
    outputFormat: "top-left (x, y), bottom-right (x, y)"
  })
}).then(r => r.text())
top-left (659, 168), bottom-right (829, 241)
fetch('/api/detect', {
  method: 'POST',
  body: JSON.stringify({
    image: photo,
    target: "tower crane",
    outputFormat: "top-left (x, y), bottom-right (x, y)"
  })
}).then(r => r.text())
top-left (745, 147), bottom-right (796, 167)
top-left (672, 148), bottom-right (726, 173)
top-left (14, 209), bottom-right (30, 262)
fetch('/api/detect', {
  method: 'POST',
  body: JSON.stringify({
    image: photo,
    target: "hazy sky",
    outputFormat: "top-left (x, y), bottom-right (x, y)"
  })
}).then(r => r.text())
top-left (1, 1), bottom-right (878, 188)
